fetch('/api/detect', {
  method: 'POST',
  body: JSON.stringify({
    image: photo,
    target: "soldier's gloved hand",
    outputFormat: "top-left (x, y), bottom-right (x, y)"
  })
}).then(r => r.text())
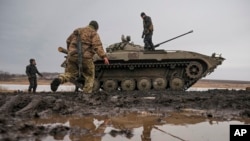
top-left (141, 34), bottom-right (144, 38)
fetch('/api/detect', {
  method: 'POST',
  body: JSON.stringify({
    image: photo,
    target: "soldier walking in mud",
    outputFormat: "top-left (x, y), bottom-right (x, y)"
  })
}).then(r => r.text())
top-left (51, 20), bottom-right (109, 94)
top-left (141, 12), bottom-right (154, 50)
top-left (25, 58), bottom-right (43, 93)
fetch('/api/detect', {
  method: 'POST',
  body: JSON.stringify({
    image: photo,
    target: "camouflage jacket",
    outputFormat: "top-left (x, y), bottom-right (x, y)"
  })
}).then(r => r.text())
top-left (66, 25), bottom-right (107, 59)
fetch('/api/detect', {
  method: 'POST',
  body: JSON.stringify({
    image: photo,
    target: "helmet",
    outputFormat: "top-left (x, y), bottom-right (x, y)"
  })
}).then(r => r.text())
top-left (89, 20), bottom-right (99, 30)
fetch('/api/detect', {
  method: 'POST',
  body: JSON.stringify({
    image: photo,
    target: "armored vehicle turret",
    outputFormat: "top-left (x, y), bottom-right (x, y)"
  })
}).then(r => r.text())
top-left (93, 31), bottom-right (225, 92)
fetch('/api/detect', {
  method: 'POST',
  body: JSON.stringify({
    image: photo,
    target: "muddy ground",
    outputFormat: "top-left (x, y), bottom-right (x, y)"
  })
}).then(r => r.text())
top-left (0, 89), bottom-right (250, 140)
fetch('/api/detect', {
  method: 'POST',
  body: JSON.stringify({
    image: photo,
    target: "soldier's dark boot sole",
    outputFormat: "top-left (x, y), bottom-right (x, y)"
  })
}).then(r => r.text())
top-left (50, 78), bottom-right (61, 92)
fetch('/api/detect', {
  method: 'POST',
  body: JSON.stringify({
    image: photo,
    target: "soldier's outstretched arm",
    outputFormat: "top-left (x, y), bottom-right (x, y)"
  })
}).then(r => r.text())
top-left (36, 68), bottom-right (43, 77)
top-left (91, 32), bottom-right (109, 64)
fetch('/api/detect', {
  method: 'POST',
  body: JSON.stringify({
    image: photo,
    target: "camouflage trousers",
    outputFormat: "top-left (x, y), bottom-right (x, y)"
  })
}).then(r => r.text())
top-left (59, 55), bottom-right (95, 93)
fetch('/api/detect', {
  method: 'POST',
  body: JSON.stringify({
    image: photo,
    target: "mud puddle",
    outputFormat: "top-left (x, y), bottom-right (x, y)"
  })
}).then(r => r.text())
top-left (29, 112), bottom-right (250, 141)
top-left (1, 90), bottom-right (250, 141)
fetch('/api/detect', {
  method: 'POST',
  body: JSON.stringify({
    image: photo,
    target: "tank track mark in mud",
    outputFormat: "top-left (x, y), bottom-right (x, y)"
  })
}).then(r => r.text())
top-left (94, 59), bottom-right (211, 92)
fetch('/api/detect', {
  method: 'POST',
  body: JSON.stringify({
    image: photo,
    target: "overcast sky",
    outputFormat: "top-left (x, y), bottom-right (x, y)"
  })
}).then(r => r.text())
top-left (0, 0), bottom-right (249, 81)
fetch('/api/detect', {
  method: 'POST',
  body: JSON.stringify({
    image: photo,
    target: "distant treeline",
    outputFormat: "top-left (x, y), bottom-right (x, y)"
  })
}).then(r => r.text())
top-left (0, 71), bottom-right (60, 81)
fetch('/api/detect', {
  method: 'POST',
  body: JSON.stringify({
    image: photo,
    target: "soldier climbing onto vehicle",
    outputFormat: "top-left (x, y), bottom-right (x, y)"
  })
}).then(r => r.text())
top-left (141, 12), bottom-right (154, 50)
top-left (51, 20), bottom-right (109, 94)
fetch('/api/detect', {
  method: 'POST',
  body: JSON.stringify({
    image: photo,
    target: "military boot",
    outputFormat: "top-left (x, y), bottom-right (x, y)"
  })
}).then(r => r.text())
top-left (50, 78), bottom-right (61, 92)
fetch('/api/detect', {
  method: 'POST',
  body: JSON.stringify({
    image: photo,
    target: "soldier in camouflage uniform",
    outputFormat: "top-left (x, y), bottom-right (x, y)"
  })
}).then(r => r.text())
top-left (51, 21), bottom-right (109, 93)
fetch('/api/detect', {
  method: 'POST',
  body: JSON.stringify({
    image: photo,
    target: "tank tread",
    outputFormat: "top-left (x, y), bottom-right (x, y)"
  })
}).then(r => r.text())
top-left (94, 60), bottom-right (212, 91)
top-left (95, 61), bottom-right (189, 70)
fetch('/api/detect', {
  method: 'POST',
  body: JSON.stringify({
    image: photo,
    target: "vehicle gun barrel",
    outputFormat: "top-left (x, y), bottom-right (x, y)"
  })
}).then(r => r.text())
top-left (154, 30), bottom-right (193, 48)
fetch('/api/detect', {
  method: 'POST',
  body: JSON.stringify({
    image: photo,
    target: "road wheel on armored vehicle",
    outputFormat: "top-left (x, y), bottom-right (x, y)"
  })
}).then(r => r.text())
top-left (103, 79), bottom-right (118, 92)
top-left (152, 77), bottom-right (167, 90)
top-left (121, 79), bottom-right (136, 91)
top-left (185, 61), bottom-right (204, 79)
top-left (170, 77), bottom-right (185, 91)
top-left (137, 77), bottom-right (151, 91)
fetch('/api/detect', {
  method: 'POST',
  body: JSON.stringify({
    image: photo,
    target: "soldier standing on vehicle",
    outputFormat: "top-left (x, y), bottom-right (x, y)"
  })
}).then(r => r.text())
top-left (51, 20), bottom-right (109, 94)
top-left (26, 58), bottom-right (43, 93)
top-left (141, 12), bottom-right (154, 50)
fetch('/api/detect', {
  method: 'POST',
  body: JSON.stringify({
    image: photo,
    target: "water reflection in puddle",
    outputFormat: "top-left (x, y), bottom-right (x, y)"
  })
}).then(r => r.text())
top-left (33, 112), bottom-right (250, 141)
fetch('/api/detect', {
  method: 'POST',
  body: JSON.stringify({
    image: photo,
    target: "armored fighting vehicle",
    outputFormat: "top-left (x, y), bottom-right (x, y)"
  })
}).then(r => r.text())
top-left (92, 31), bottom-right (225, 92)
top-left (59, 30), bottom-right (224, 92)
